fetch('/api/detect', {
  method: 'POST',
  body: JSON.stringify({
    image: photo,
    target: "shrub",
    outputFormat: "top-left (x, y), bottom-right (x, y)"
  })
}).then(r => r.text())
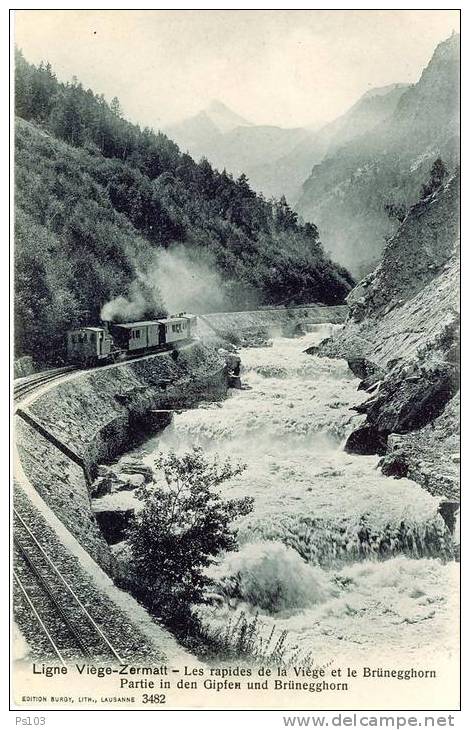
top-left (126, 448), bottom-right (253, 635)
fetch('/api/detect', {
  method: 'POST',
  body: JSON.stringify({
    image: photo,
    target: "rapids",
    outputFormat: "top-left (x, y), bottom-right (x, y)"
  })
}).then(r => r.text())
top-left (132, 328), bottom-right (459, 663)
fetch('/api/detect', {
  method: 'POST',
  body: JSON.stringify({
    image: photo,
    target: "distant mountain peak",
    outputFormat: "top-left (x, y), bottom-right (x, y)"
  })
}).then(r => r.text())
top-left (203, 99), bottom-right (252, 132)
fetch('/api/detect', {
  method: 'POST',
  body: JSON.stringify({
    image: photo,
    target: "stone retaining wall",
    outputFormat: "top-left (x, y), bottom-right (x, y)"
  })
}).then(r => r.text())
top-left (201, 305), bottom-right (347, 343)
top-left (15, 342), bottom-right (227, 569)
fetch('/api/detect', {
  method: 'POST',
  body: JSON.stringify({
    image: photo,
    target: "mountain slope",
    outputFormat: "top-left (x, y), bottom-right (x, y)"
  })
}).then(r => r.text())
top-left (14, 52), bottom-right (354, 365)
top-left (210, 124), bottom-right (310, 182)
top-left (166, 101), bottom-right (313, 197)
top-left (249, 83), bottom-right (409, 202)
top-left (297, 34), bottom-right (460, 274)
top-left (168, 84), bottom-right (410, 206)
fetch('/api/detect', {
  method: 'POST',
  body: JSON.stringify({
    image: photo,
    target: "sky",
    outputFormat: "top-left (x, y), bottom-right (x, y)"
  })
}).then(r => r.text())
top-left (14, 9), bottom-right (459, 130)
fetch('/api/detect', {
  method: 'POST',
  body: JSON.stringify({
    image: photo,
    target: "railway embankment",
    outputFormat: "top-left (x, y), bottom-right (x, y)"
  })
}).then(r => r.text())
top-left (15, 342), bottom-right (228, 571)
top-left (13, 484), bottom-right (188, 665)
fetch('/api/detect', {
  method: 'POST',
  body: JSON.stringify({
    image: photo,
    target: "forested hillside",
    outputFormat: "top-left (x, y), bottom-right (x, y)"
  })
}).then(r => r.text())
top-left (14, 50), bottom-right (354, 365)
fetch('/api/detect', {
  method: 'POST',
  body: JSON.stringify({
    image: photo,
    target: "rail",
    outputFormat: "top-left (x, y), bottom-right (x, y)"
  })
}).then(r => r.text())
top-left (13, 340), bottom-right (193, 403)
top-left (13, 508), bottom-right (124, 664)
top-left (14, 366), bottom-right (80, 402)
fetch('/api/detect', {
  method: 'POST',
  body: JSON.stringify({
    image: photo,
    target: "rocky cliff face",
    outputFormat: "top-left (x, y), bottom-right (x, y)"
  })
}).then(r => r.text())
top-left (318, 174), bottom-right (460, 500)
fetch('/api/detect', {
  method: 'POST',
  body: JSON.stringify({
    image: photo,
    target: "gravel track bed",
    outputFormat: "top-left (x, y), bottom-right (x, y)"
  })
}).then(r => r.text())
top-left (13, 519), bottom-right (118, 663)
top-left (14, 483), bottom-right (168, 664)
top-left (12, 578), bottom-right (62, 662)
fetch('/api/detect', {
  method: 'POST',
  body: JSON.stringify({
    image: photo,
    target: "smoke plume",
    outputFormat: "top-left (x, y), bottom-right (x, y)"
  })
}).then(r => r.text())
top-left (156, 246), bottom-right (227, 314)
top-left (100, 245), bottom-right (228, 323)
top-left (100, 275), bottom-right (165, 323)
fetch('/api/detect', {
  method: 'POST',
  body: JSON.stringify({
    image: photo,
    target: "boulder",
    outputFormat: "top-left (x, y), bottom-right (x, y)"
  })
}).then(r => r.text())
top-left (110, 540), bottom-right (134, 583)
top-left (114, 473), bottom-right (145, 490)
top-left (438, 500), bottom-right (460, 534)
top-left (381, 453), bottom-right (410, 478)
top-left (304, 343), bottom-right (321, 356)
top-left (96, 464), bottom-right (112, 477)
top-left (344, 425), bottom-right (388, 455)
top-left (365, 367), bottom-right (458, 434)
top-left (225, 353), bottom-right (241, 375)
top-left (91, 475), bottom-right (113, 498)
top-left (347, 357), bottom-right (383, 381)
top-left (119, 463), bottom-right (153, 482)
top-left (228, 375), bottom-right (242, 389)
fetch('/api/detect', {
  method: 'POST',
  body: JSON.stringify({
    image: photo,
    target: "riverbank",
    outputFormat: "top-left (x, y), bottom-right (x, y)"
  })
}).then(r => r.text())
top-left (317, 176), bottom-right (460, 503)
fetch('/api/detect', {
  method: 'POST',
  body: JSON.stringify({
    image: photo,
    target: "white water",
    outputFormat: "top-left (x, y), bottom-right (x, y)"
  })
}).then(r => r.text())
top-left (132, 329), bottom-right (458, 663)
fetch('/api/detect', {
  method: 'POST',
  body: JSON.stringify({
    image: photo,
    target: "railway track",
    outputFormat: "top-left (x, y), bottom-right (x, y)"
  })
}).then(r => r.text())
top-left (14, 366), bottom-right (80, 402)
top-left (13, 345), bottom-right (181, 403)
top-left (13, 508), bottom-right (124, 664)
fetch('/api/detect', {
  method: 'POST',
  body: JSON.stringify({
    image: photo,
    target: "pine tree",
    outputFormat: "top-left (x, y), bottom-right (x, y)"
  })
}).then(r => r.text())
top-left (110, 96), bottom-right (122, 118)
top-left (275, 195), bottom-right (298, 230)
top-left (421, 158), bottom-right (448, 199)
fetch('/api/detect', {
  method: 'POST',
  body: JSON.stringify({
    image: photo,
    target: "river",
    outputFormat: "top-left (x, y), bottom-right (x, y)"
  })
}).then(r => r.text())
top-left (128, 327), bottom-right (459, 666)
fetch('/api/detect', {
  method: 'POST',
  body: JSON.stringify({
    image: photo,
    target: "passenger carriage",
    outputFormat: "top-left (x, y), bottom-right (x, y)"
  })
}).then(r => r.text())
top-left (156, 316), bottom-right (191, 344)
top-left (109, 320), bottom-right (163, 352)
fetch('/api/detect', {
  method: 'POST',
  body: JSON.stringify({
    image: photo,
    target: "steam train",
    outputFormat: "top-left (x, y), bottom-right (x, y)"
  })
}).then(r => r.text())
top-left (66, 314), bottom-right (197, 367)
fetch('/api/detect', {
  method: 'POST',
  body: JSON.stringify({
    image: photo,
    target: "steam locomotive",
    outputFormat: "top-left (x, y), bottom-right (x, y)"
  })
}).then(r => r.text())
top-left (66, 314), bottom-right (197, 367)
